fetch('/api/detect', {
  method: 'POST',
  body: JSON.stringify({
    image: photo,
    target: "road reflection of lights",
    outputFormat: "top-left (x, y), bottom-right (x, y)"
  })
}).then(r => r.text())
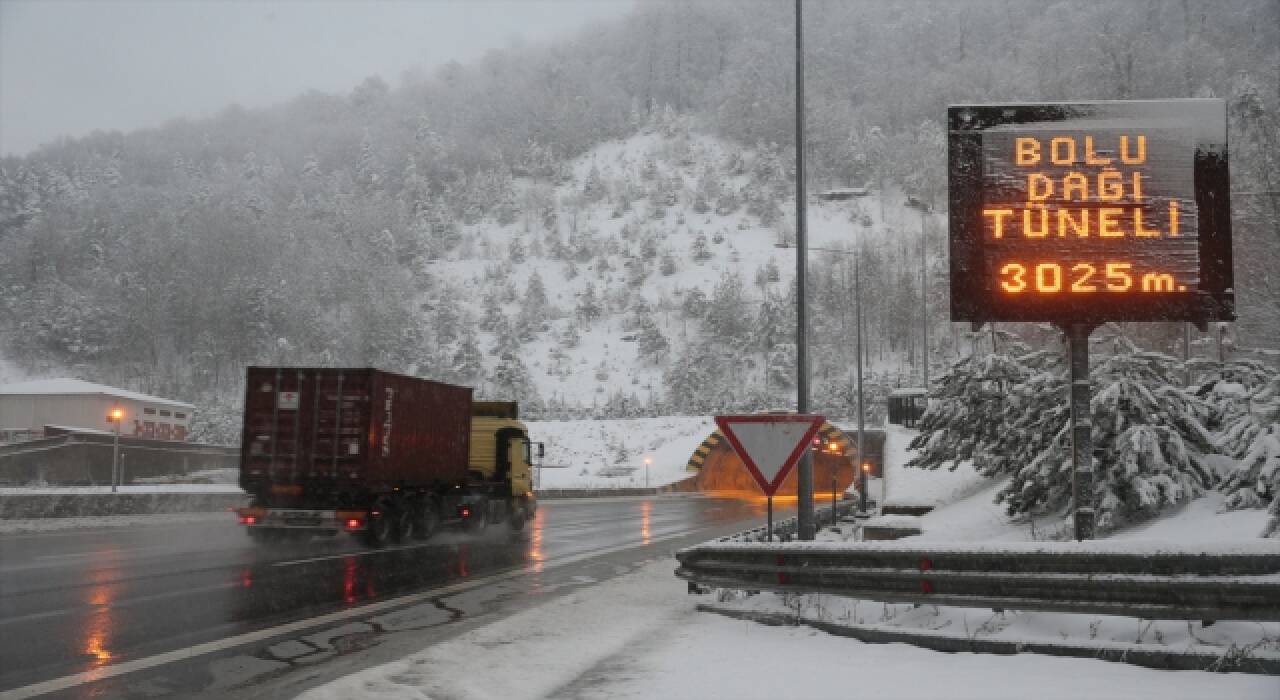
top-left (457, 544), bottom-right (470, 578)
top-left (343, 556), bottom-right (357, 604)
top-left (641, 500), bottom-right (652, 545)
top-left (241, 568), bottom-right (254, 589)
top-left (83, 585), bottom-right (114, 667)
top-left (528, 508), bottom-right (546, 573)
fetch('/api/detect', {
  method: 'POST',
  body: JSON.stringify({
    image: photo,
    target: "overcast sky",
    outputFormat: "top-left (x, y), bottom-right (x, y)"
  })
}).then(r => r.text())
top-left (0, 0), bottom-right (634, 157)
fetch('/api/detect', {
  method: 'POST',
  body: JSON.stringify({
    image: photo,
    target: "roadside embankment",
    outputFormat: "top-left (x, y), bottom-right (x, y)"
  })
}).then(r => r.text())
top-left (0, 486), bottom-right (246, 519)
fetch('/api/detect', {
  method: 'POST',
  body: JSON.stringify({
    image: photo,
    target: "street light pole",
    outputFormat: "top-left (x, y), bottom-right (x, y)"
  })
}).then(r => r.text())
top-left (855, 250), bottom-right (870, 512)
top-left (794, 0), bottom-right (814, 541)
top-left (108, 406), bottom-right (123, 493)
top-left (919, 206), bottom-right (929, 393)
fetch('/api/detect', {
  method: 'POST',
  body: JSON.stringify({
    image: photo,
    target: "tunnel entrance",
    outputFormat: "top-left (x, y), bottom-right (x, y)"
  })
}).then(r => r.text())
top-left (684, 422), bottom-right (885, 497)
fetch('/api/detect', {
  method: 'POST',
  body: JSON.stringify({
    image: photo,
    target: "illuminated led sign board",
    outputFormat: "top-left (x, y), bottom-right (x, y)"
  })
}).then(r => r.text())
top-left (948, 99), bottom-right (1233, 325)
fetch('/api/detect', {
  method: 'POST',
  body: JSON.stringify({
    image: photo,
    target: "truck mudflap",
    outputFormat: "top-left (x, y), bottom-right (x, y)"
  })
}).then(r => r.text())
top-left (236, 506), bottom-right (367, 532)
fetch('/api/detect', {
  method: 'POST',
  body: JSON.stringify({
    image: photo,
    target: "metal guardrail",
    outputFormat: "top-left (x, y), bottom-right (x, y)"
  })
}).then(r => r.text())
top-left (717, 501), bottom-right (856, 543)
top-left (676, 542), bottom-right (1280, 621)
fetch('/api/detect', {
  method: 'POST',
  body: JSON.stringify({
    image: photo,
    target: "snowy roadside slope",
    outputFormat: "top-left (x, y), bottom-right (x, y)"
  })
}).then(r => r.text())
top-left (882, 423), bottom-right (987, 507)
top-left (528, 415), bottom-right (713, 489)
top-left (296, 559), bottom-right (1279, 700)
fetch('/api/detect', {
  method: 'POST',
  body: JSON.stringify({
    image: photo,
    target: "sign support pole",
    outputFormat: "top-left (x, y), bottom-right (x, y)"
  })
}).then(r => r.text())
top-left (1065, 323), bottom-right (1096, 541)
top-left (767, 496), bottom-right (773, 542)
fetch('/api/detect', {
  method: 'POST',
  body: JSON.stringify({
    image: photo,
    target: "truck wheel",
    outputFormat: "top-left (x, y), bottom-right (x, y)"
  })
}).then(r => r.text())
top-left (391, 506), bottom-right (414, 544)
top-left (508, 507), bottom-right (526, 532)
top-left (463, 501), bottom-right (488, 533)
top-left (414, 500), bottom-right (440, 541)
top-left (362, 508), bottom-right (393, 547)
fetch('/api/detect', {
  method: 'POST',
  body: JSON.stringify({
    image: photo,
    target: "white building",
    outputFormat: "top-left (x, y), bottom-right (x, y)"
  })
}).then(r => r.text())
top-left (0, 378), bottom-right (195, 443)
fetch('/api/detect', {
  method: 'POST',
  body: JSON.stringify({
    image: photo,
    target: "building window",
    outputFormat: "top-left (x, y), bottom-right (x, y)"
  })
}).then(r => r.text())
top-left (160, 410), bottom-right (171, 417)
top-left (174, 412), bottom-right (186, 419)
top-left (144, 408), bottom-right (156, 415)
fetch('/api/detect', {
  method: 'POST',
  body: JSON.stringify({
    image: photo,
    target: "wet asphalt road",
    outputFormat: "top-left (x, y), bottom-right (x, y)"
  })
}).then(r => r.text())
top-left (0, 495), bottom-right (774, 698)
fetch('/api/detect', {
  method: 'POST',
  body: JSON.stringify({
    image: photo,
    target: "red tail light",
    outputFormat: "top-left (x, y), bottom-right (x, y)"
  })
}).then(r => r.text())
top-left (345, 519), bottom-right (361, 529)
top-left (461, 506), bottom-right (472, 517)
top-left (240, 515), bottom-right (258, 525)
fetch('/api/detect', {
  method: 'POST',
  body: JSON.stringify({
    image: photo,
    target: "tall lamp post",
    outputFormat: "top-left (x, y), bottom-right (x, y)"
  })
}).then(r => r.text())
top-left (905, 197), bottom-right (931, 394)
top-left (793, 0), bottom-right (814, 540)
top-left (107, 406), bottom-right (124, 492)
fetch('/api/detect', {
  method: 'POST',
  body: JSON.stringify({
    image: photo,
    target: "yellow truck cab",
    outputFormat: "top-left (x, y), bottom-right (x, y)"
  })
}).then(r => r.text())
top-left (470, 401), bottom-right (539, 524)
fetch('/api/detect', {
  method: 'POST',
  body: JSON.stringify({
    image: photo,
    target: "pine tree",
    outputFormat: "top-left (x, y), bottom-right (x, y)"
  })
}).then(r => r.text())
top-left (357, 129), bottom-right (383, 192)
top-left (449, 328), bottom-right (484, 386)
top-left (517, 272), bottom-right (550, 340)
top-left (1219, 372), bottom-right (1280, 513)
top-left (907, 346), bottom-right (1041, 473)
top-left (660, 252), bottom-right (678, 276)
top-left (582, 162), bottom-right (606, 202)
top-left (635, 315), bottom-right (669, 365)
top-left (1082, 347), bottom-right (1216, 530)
top-left (691, 232), bottom-right (712, 262)
top-left (492, 351), bottom-right (539, 404)
top-left (576, 284), bottom-right (603, 324)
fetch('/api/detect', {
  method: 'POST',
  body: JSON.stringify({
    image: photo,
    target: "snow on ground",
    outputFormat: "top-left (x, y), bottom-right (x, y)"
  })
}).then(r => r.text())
top-left (1111, 490), bottom-right (1270, 542)
top-left (528, 416), bottom-right (713, 489)
top-left (297, 558), bottom-right (1279, 700)
top-left (0, 483), bottom-right (243, 495)
top-left (882, 423), bottom-right (987, 508)
top-left (132, 467), bottom-right (239, 484)
top-left (0, 511), bottom-right (231, 535)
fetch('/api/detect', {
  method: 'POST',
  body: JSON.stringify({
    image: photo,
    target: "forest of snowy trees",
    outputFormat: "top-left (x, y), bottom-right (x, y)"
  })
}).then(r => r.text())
top-left (0, 0), bottom-right (1277, 455)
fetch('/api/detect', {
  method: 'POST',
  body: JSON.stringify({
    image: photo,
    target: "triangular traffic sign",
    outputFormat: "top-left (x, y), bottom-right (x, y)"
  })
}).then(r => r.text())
top-left (714, 414), bottom-right (825, 497)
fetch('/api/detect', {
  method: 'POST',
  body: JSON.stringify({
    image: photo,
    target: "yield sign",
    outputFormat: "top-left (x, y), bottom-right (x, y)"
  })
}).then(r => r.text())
top-left (714, 414), bottom-right (825, 497)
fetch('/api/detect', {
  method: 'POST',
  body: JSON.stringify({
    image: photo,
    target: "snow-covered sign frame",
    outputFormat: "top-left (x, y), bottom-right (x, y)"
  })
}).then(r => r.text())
top-left (947, 99), bottom-right (1234, 328)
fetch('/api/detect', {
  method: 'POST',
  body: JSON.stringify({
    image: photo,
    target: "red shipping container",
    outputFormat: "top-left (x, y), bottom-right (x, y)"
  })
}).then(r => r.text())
top-left (240, 368), bottom-right (472, 496)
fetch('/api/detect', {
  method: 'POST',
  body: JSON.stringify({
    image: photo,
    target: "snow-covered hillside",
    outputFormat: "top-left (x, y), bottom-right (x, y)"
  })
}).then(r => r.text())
top-left (432, 124), bottom-right (940, 409)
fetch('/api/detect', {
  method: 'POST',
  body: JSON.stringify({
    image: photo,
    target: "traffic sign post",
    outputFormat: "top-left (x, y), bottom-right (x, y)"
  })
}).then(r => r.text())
top-left (947, 99), bottom-right (1233, 540)
top-left (715, 414), bottom-right (825, 541)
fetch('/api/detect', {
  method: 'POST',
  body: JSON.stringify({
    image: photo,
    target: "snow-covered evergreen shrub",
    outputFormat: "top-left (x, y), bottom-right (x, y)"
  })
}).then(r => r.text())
top-left (910, 336), bottom-right (1223, 532)
top-left (907, 346), bottom-right (1038, 473)
top-left (1218, 372), bottom-right (1280, 513)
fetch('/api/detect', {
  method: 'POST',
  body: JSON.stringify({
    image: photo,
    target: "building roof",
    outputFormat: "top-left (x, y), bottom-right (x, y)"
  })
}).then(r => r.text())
top-left (0, 378), bottom-right (195, 409)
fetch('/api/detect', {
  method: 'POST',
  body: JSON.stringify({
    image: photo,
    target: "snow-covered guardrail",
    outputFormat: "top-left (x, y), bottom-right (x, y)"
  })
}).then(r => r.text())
top-left (675, 540), bottom-right (1280, 621)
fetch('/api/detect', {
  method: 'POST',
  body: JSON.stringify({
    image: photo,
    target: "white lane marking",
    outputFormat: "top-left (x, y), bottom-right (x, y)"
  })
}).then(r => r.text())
top-left (272, 541), bottom-right (440, 567)
top-left (0, 524), bottom-right (710, 699)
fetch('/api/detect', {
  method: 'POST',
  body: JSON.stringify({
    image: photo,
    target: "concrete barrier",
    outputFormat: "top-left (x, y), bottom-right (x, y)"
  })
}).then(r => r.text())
top-left (536, 476), bottom-right (698, 499)
top-left (536, 487), bottom-right (665, 499)
top-left (0, 492), bottom-right (247, 519)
